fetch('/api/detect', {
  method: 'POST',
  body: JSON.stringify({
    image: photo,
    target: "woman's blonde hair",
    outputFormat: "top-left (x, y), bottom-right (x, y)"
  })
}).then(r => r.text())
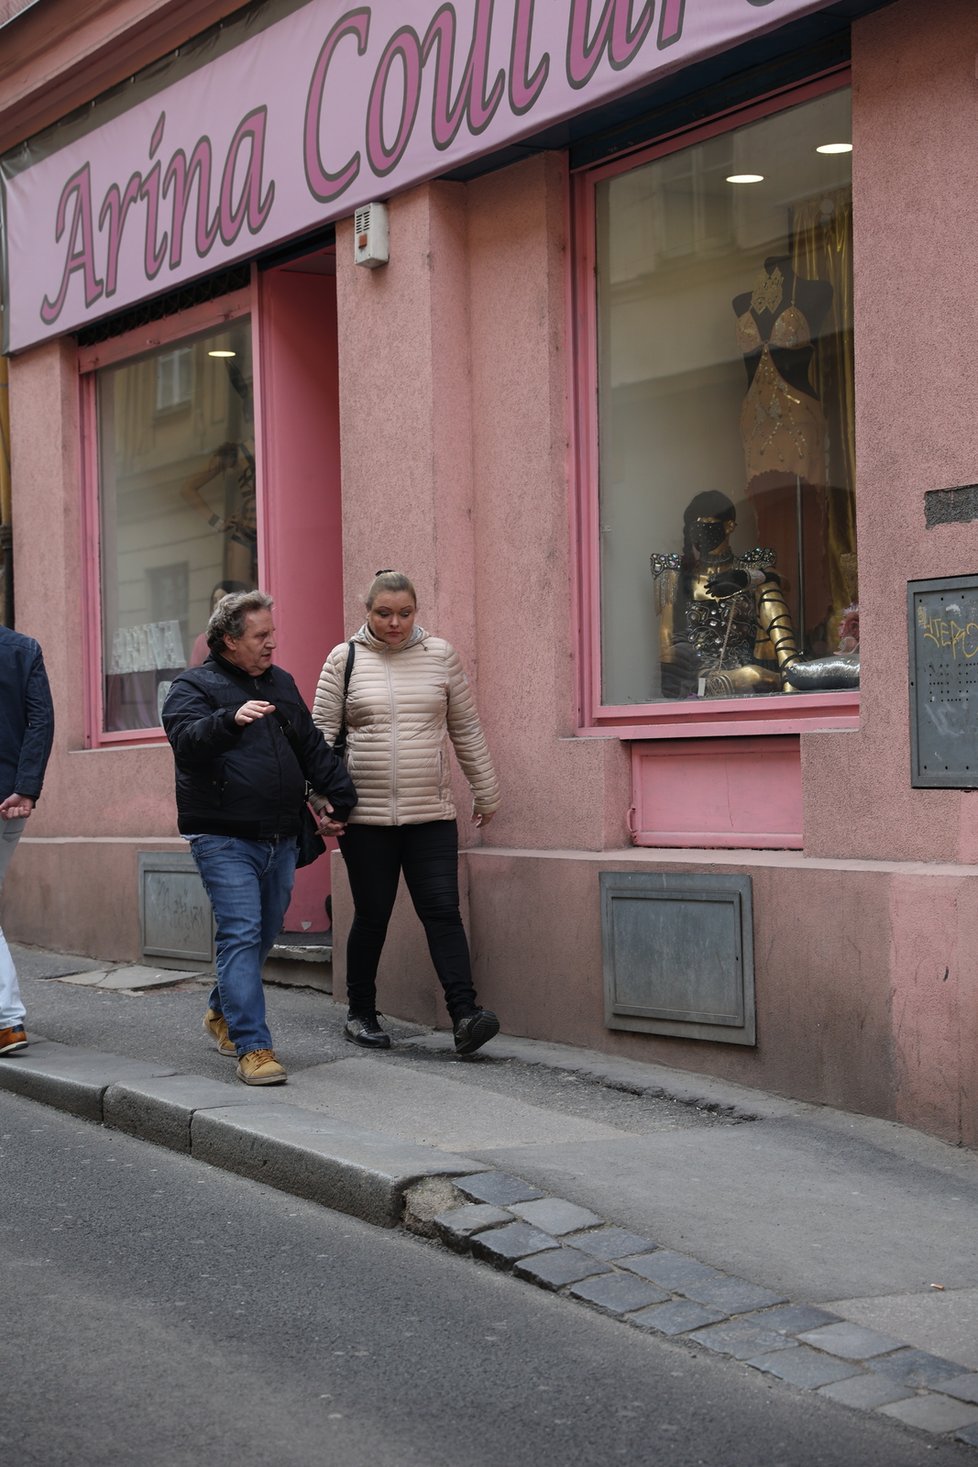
top-left (365, 570), bottom-right (417, 609)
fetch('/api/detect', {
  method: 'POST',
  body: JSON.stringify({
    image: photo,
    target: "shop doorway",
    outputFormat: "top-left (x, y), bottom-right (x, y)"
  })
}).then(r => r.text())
top-left (257, 246), bottom-right (344, 938)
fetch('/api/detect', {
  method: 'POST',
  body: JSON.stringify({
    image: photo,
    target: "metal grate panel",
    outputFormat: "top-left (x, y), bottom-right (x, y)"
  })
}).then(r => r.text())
top-left (601, 871), bottom-right (755, 1045)
top-left (138, 851), bottom-right (214, 966)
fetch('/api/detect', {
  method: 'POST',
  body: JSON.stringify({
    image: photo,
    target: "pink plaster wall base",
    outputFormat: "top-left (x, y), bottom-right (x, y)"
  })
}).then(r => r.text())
top-left (4, 839), bottom-right (190, 962)
top-left (332, 840), bottom-right (978, 1147)
top-left (463, 849), bottom-right (978, 1147)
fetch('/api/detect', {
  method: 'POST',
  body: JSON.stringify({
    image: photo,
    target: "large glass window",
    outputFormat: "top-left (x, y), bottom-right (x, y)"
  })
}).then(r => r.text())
top-left (94, 316), bottom-right (256, 733)
top-left (589, 85), bottom-right (856, 711)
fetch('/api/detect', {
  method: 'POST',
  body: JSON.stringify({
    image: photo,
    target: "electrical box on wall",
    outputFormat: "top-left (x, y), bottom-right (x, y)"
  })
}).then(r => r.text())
top-left (354, 202), bottom-right (389, 268)
top-left (908, 573), bottom-right (978, 787)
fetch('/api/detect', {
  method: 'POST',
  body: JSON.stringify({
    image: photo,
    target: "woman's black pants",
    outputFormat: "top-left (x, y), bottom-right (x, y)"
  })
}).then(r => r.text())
top-left (338, 820), bottom-right (478, 1023)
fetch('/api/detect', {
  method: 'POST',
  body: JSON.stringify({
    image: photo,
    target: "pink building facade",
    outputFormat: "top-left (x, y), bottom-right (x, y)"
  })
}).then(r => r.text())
top-left (3, 0), bottom-right (978, 1145)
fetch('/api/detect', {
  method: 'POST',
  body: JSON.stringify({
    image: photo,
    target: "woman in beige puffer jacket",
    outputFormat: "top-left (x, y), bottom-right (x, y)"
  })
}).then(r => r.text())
top-left (313, 570), bottom-right (500, 1055)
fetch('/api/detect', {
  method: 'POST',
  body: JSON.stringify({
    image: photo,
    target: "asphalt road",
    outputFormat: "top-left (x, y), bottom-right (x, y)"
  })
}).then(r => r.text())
top-left (3, 1090), bottom-right (969, 1467)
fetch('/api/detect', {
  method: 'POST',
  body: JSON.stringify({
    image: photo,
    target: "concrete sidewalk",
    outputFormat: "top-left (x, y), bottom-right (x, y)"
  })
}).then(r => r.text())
top-left (5, 943), bottom-right (978, 1452)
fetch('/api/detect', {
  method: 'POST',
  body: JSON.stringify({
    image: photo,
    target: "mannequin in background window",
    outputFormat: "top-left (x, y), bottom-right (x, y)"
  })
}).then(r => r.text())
top-left (733, 256), bottom-right (833, 647)
top-left (651, 491), bottom-right (800, 698)
top-left (733, 255), bottom-right (832, 489)
top-left (181, 364), bottom-right (257, 585)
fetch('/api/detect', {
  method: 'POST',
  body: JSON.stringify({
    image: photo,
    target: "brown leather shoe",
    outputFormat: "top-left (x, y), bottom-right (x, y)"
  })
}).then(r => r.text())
top-left (202, 1008), bottom-right (236, 1057)
top-left (0, 1024), bottom-right (28, 1055)
top-left (236, 1048), bottom-right (287, 1085)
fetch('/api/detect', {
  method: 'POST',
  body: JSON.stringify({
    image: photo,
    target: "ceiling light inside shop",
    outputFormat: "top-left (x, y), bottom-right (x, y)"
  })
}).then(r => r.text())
top-left (816, 143), bottom-right (852, 154)
top-left (208, 349), bottom-right (236, 358)
top-left (726, 173), bottom-right (764, 184)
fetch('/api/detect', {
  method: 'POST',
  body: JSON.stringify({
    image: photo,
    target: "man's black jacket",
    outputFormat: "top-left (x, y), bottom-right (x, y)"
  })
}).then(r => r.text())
top-left (161, 651), bottom-right (356, 838)
top-left (0, 626), bottom-right (55, 803)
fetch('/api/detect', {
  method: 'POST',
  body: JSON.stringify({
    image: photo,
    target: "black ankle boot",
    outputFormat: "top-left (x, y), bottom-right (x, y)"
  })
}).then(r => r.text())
top-left (453, 1009), bottom-right (499, 1055)
top-left (344, 1013), bottom-right (391, 1049)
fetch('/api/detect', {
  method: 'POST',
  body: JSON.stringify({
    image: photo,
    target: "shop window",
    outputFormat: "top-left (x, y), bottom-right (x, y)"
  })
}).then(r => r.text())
top-left (577, 82), bottom-right (857, 726)
top-left (89, 312), bottom-right (256, 735)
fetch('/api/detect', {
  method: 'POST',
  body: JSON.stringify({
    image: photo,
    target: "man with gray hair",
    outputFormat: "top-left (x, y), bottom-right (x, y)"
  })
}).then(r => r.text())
top-left (162, 591), bottom-right (356, 1084)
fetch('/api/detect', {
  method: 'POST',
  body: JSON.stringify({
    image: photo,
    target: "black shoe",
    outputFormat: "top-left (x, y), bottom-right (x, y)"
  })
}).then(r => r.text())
top-left (453, 1008), bottom-right (499, 1056)
top-left (344, 1013), bottom-right (391, 1049)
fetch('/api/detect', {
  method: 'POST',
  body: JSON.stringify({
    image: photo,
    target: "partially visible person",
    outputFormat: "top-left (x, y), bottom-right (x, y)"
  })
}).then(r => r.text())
top-left (312, 570), bottom-right (501, 1055)
top-left (188, 580), bottom-right (251, 667)
top-left (0, 626), bottom-right (55, 1056)
top-left (162, 591), bottom-right (356, 1085)
top-left (182, 440), bottom-right (258, 585)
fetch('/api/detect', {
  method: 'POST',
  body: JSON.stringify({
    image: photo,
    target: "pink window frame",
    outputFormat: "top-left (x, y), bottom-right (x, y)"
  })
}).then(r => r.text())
top-left (78, 282), bottom-right (258, 748)
top-left (569, 67), bottom-right (859, 741)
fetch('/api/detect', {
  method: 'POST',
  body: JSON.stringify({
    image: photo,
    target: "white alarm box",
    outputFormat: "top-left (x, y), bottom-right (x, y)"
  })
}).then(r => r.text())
top-left (354, 202), bottom-right (389, 268)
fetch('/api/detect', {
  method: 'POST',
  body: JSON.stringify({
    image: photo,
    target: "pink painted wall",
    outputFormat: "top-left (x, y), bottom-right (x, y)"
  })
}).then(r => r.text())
top-left (460, 848), bottom-right (978, 1147)
top-left (328, 833), bottom-right (978, 1147)
top-left (465, 156), bottom-right (632, 853)
top-left (257, 260), bottom-right (345, 929)
top-left (803, 0), bottom-right (978, 865)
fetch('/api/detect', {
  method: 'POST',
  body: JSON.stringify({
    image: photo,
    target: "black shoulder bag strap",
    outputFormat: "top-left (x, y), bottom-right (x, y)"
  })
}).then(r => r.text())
top-left (273, 640), bottom-right (354, 778)
top-left (333, 640), bottom-right (355, 758)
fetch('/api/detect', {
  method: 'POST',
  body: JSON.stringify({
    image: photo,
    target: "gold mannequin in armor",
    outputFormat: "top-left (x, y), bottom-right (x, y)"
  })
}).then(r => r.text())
top-left (651, 491), bottom-right (801, 698)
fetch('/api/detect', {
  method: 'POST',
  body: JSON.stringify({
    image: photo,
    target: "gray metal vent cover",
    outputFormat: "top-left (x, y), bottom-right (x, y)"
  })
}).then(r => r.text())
top-left (600, 871), bottom-right (755, 1045)
top-left (138, 851), bottom-right (214, 966)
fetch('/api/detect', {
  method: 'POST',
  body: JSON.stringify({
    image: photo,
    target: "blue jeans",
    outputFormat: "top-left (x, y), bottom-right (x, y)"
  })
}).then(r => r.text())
top-left (0, 817), bottom-right (26, 1027)
top-left (189, 834), bottom-right (298, 1055)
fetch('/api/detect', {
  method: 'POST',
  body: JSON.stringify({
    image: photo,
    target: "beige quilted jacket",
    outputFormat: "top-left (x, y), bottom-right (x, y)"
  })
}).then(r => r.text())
top-left (312, 624), bottom-right (500, 826)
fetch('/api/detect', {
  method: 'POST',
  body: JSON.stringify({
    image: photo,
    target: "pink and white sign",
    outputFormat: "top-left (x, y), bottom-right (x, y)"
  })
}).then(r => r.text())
top-left (1, 0), bottom-right (836, 352)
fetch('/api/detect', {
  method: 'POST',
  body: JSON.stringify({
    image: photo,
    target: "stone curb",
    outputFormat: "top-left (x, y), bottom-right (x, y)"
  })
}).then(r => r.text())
top-left (0, 1040), bottom-right (486, 1229)
top-left (2, 1038), bottom-right (978, 1451)
top-left (434, 1176), bottom-right (978, 1450)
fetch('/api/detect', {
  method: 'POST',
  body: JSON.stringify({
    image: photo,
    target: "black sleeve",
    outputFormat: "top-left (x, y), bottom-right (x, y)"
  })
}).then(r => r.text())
top-left (291, 696), bottom-right (357, 818)
top-left (161, 675), bottom-right (242, 767)
top-left (15, 644), bottom-right (55, 800)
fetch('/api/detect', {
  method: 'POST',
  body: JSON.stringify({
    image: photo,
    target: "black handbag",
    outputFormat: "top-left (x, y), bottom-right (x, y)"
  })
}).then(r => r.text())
top-left (296, 801), bottom-right (326, 868)
top-left (277, 642), bottom-right (356, 868)
top-left (273, 712), bottom-right (329, 869)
